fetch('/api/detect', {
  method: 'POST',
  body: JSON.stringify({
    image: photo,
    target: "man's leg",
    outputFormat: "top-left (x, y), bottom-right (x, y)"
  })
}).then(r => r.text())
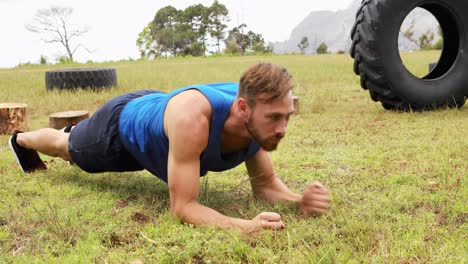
top-left (16, 128), bottom-right (71, 161)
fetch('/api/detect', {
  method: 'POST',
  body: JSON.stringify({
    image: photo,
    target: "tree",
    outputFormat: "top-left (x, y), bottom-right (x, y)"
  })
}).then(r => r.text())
top-left (402, 22), bottom-right (415, 42)
top-left (224, 24), bottom-right (270, 55)
top-left (181, 4), bottom-right (207, 54)
top-left (26, 6), bottom-right (89, 62)
top-left (225, 24), bottom-right (248, 55)
top-left (401, 21), bottom-right (436, 50)
top-left (39, 55), bottom-right (48, 65)
top-left (264, 42), bottom-right (274, 54)
top-left (401, 21), bottom-right (422, 49)
top-left (137, 3), bottom-right (230, 58)
top-left (136, 22), bottom-right (161, 59)
top-left (151, 5), bottom-right (180, 56)
top-left (418, 30), bottom-right (435, 50)
top-left (247, 30), bottom-right (269, 53)
top-left (316, 42), bottom-right (329, 54)
top-left (183, 41), bottom-right (205, 56)
top-left (432, 26), bottom-right (443, 50)
top-left (298, 36), bottom-right (309, 54)
top-left (224, 39), bottom-right (241, 55)
top-left (208, 0), bottom-right (229, 53)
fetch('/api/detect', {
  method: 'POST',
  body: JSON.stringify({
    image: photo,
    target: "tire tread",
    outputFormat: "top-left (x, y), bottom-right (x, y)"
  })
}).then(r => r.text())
top-left (45, 68), bottom-right (117, 91)
top-left (350, 0), bottom-right (466, 110)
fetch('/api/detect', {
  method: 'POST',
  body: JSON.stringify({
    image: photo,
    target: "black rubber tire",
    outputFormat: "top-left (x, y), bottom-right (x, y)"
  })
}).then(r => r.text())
top-left (350, 0), bottom-right (468, 111)
top-left (45, 68), bottom-right (117, 91)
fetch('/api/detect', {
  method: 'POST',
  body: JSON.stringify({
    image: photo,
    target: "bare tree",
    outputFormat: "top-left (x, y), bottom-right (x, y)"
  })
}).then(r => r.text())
top-left (26, 6), bottom-right (90, 62)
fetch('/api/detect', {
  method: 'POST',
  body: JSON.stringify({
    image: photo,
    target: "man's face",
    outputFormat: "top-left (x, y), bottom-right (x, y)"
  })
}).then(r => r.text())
top-left (245, 91), bottom-right (295, 151)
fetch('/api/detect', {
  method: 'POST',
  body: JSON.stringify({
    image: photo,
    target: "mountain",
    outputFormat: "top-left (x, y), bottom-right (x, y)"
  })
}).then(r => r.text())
top-left (273, 0), bottom-right (440, 54)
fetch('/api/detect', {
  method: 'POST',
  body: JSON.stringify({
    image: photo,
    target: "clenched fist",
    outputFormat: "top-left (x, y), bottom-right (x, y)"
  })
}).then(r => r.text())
top-left (245, 212), bottom-right (285, 235)
top-left (299, 182), bottom-right (331, 215)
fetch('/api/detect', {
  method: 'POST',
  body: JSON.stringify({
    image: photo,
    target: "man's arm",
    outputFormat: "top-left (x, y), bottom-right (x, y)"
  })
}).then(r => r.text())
top-left (245, 149), bottom-right (302, 203)
top-left (167, 155), bottom-right (284, 234)
top-left (245, 149), bottom-right (331, 214)
top-left (165, 91), bottom-right (284, 234)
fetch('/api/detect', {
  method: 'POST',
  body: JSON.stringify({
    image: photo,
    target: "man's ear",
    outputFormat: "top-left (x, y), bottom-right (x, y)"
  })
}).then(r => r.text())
top-left (236, 97), bottom-right (250, 120)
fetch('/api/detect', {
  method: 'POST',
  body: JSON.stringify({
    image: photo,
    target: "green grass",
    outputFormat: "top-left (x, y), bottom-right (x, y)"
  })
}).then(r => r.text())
top-left (0, 52), bottom-right (466, 263)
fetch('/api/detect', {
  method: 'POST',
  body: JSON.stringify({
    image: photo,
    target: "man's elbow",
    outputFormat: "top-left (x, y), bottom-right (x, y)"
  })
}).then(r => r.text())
top-left (253, 189), bottom-right (274, 202)
top-left (170, 203), bottom-right (184, 218)
top-left (252, 175), bottom-right (279, 199)
top-left (169, 202), bottom-right (194, 223)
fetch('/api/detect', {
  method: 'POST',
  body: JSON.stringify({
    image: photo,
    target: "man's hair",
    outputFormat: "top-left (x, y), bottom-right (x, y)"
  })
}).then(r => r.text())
top-left (238, 63), bottom-right (294, 106)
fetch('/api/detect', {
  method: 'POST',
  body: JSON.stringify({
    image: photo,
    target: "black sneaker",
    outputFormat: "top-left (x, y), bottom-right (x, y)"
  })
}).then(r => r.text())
top-left (8, 131), bottom-right (47, 173)
top-left (61, 125), bottom-right (74, 133)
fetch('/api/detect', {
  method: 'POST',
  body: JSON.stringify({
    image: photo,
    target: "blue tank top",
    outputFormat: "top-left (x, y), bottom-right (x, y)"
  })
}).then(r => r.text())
top-left (119, 82), bottom-right (260, 183)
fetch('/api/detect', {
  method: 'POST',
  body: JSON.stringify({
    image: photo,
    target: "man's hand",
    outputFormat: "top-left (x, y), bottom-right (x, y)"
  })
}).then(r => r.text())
top-left (299, 182), bottom-right (331, 215)
top-left (245, 212), bottom-right (285, 235)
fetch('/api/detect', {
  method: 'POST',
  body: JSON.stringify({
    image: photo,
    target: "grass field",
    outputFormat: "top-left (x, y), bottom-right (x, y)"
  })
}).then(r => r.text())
top-left (0, 52), bottom-right (466, 263)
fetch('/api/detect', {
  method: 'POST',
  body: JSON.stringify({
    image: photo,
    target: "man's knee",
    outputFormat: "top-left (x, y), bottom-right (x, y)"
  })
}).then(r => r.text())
top-left (52, 133), bottom-right (71, 160)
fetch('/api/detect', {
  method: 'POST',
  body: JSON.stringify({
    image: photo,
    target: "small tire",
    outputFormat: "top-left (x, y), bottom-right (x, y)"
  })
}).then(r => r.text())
top-left (350, 0), bottom-right (468, 110)
top-left (45, 67), bottom-right (117, 91)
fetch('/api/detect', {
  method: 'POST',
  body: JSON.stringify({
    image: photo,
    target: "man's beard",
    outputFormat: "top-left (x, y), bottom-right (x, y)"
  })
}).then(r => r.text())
top-left (245, 118), bottom-right (283, 151)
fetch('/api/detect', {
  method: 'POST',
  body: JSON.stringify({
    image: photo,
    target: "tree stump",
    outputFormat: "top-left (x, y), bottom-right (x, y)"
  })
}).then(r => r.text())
top-left (0, 103), bottom-right (28, 134)
top-left (49, 110), bottom-right (89, 130)
top-left (293, 96), bottom-right (300, 114)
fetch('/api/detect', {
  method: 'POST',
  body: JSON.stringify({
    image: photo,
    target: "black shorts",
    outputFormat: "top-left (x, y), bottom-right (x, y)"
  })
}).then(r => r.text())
top-left (68, 90), bottom-right (160, 173)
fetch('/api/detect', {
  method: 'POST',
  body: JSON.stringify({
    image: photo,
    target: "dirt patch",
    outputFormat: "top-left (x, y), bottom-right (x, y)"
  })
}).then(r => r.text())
top-left (423, 234), bottom-right (433, 241)
top-left (397, 256), bottom-right (422, 264)
top-left (192, 255), bottom-right (206, 264)
top-left (109, 230), bottom-right (137, 248)
top-left (436, 214), bottom-right (448, 226)
top-left (300, 163), bottom-right (324, 171)
top-left (132, 212), bottom-right (150, 224)
top-left (453, 213), bottom-right (467, 228)
top-left (114, 199), bottom-right (129, 209)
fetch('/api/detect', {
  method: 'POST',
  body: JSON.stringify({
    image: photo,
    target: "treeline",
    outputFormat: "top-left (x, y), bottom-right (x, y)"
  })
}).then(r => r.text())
top-left (136, 1), bottom-right (272, 58)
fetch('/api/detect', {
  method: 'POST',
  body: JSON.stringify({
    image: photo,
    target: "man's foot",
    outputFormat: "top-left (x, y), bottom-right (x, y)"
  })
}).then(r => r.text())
top-left (8, 131), bottom-right (47, 173)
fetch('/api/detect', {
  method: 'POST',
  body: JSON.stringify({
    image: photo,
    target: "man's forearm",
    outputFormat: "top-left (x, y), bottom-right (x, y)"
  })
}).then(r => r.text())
top-left (254, 176), bottom-right (302, 203)
top-left (174, 201), bottom-right (256, 234)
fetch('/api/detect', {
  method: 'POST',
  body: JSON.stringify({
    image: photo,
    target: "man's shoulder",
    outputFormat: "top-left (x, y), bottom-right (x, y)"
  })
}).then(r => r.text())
top-left (165, 91), bottom-right (211, 156)
top-left (177, 83), bottom-right (238, 100)
top-left (165, 90), bottom-right (211, 137)
top-left (168, 89), bottom-right (212, 115)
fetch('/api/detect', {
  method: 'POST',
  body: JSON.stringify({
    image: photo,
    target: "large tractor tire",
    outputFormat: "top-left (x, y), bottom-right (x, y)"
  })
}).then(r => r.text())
top-left (45, 67), bottom-right (117, 91)
top-left (350, 0), bottom-right (468, 110)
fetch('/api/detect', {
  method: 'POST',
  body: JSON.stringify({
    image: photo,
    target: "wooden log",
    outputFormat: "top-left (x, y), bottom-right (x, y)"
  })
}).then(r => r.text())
top-left (0, 103), bottom-right (28, 134)
top-left (293, 96), bottom-right (300, 114)
top-left (49, 110), bottom-right (89, 130)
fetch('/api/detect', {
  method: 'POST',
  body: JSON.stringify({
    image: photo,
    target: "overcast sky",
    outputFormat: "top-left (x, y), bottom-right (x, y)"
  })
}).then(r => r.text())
top-left (0, 0), bottom-right (354, 68)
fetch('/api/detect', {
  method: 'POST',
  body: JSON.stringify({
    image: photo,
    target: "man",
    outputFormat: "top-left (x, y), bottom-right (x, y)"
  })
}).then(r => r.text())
top-left (9, 63), bottom-right (330, 234)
